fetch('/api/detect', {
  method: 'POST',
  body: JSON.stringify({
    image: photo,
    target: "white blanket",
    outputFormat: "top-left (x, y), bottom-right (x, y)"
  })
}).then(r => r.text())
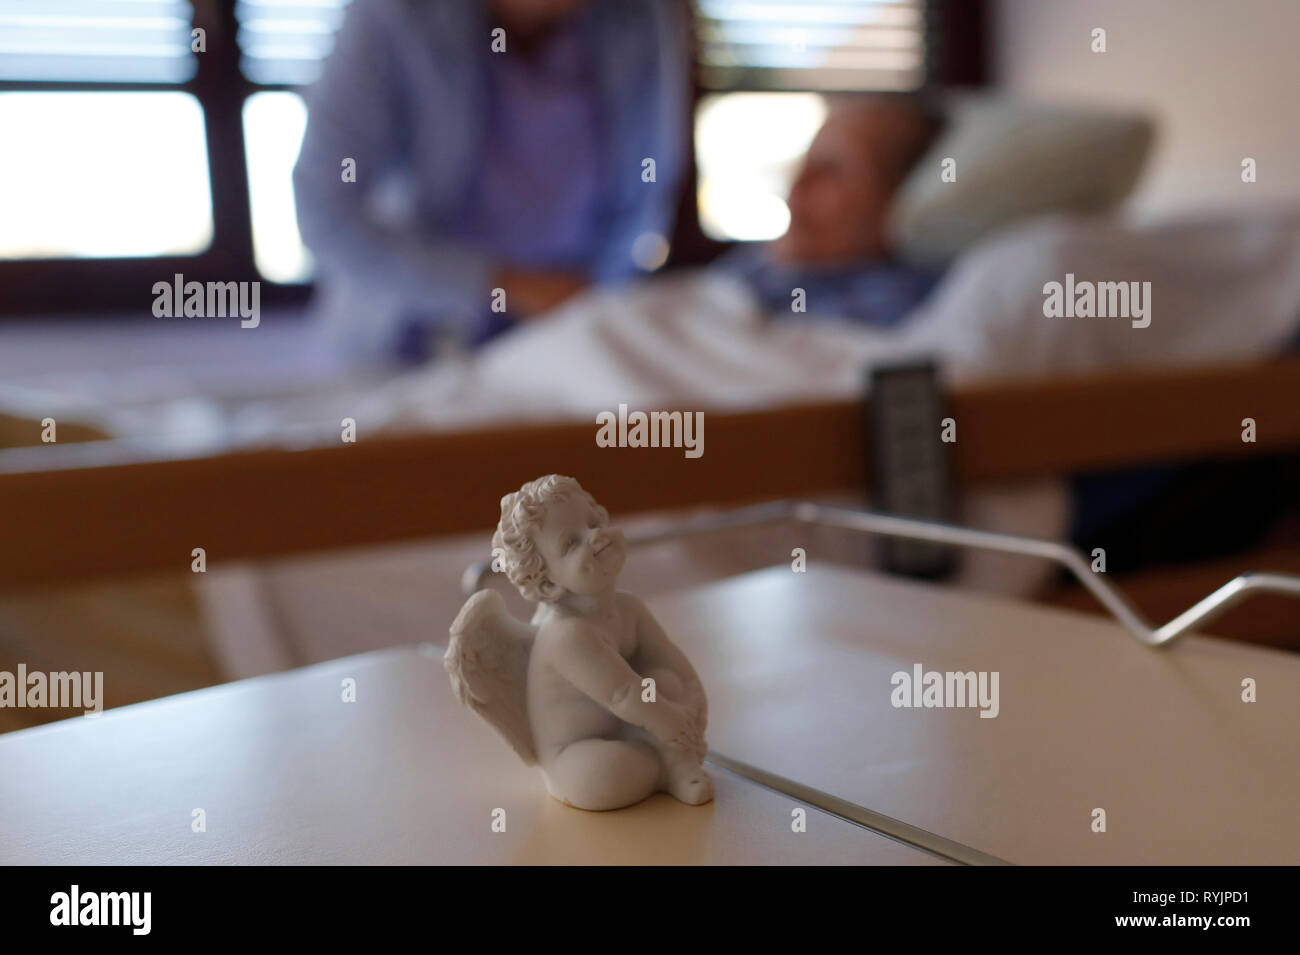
top-left (466, 208), bottom-right (1300, 418)
top-left (297, 207), bottom-right (1300, 439)
top-left (7, 209), bottom-right (1300, 445)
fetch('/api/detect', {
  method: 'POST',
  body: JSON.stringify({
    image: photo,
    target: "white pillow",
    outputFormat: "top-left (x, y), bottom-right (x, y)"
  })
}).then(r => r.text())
top-left (889, 95), bottom-right (1155, 264)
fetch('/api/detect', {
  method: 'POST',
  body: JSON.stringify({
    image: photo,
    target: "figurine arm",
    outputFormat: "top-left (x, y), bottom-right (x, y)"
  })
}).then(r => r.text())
top-left (549, 623), bottom-right (701, 749)
top-left (628, 597), bottom-right (708, 720)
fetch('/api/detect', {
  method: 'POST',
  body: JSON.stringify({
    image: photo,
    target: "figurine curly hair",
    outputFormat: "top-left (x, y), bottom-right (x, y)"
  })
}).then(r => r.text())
top-left (492, 474), bottom-right (610, 603)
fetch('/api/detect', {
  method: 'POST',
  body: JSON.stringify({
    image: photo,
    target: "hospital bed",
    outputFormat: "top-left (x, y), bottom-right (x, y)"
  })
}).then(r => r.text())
top-left (3, 353), bottom-right (1297, 623)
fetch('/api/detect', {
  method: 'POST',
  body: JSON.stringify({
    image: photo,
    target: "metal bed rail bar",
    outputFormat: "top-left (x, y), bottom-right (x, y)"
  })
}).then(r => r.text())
top-left (464, 500), bottom-right (1300, 649)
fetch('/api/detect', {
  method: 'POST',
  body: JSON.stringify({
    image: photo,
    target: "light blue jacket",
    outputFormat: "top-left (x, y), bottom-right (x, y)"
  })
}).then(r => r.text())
top-left (293, 0), bottom-right (691, 359)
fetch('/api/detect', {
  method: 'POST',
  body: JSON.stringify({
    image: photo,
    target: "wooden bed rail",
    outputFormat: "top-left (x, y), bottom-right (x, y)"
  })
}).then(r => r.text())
top-left (2, 357), bottom-right (1298, 590)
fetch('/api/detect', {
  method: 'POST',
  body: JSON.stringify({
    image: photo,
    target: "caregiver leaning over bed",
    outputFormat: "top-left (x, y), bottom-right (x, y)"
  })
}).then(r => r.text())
top-left (293, 0), bottom-right (691, 363)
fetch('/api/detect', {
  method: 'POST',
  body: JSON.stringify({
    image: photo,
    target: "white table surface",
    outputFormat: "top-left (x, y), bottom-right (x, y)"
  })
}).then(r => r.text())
top-left (0, 643), bottom-right (939, 865)
top-left (7, 562), bottom-right (1293, 865)
top-left (652, 565), bottom-right (1300, 865)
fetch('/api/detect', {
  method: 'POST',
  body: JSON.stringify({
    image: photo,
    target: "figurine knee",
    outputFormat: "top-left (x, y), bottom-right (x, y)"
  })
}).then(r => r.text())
top-left (543, 739), bottom-right (661, 811)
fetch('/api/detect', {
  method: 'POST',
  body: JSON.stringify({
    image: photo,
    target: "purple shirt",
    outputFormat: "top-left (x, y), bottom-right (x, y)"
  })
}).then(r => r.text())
top-left (445, 17), bottom-right (605, 271)
top-left (294, 0), bottom-right (691, 361)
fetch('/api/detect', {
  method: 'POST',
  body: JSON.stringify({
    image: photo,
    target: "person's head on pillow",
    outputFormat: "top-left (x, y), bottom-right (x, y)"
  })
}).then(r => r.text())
top-left (771, 95), bottom-right (943, 267)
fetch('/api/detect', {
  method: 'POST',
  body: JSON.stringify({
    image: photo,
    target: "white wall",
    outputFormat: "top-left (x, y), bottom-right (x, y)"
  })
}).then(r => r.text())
top-left (993, 0), bottom-right (1300, 220)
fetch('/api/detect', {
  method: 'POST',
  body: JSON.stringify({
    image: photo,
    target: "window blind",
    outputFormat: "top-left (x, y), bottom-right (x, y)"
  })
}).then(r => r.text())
top-left (235, 0), bottom-right (350, 86)
top-left (0, 0), bottom-right (197, 83)
top-left (695, 0), bottom-right (929, 92)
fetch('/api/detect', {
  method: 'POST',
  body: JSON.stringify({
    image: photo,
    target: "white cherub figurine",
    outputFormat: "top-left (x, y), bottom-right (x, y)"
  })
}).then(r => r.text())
top-left (446, 474), bottom-right (713, 811)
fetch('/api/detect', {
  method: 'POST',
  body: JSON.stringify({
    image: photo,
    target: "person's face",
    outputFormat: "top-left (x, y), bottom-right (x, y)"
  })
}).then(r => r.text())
top-left (489, 0), bottom-right (587, 33)
top-left (772, 107), bottom-right (902, 267)
top-left (534, 493), bottom-right (625, 598)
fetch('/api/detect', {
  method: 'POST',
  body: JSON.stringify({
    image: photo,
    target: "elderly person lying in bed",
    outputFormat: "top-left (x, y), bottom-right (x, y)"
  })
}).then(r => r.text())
top-left (716, 95), bottom-right (946, 328)
top-left (463, 94), bottom-right (943, 346)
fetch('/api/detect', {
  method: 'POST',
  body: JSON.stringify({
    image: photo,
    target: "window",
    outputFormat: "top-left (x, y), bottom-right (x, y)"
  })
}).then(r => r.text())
top-left (695, 92), bottom-right (827, 241)
top-left (0, 91), bottom-right (213, 259)
top-left (696, 0), bottom-right (929, 92)
top-left (236, 0), bottom-right (347, 87)
top-left (0, 0), bottom-right (346, 315)
top-left (692, 0), bottom-right (933, 241)
top-left (0, 0), bottom-right (197, 83)
top-left (242, 90), bottom-right (311, 283)
top-left (237, 0), bottom-right (352, 283)
top-left (0, 2), bottom-right (212, 263)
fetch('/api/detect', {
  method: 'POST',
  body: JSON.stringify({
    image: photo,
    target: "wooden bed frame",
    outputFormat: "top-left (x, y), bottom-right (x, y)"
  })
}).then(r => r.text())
top-left (4, 355), bottom-right (1298, 598)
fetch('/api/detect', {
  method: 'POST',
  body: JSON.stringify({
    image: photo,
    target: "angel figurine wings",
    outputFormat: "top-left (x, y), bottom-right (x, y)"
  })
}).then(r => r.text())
top-left (445, 475), bottom-right (713, 811)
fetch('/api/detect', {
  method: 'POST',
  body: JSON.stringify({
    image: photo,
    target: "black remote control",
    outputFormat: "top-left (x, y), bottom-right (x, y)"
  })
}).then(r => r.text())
top-left (867, 361), bottom-right (960, 579)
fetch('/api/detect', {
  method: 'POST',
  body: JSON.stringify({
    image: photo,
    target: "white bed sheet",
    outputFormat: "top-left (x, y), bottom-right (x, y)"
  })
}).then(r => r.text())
top-left (5, 209), bottom-right (1299, 448)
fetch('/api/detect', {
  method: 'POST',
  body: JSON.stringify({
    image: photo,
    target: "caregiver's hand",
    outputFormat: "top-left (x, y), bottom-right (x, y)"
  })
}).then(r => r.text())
top-left (494, 266), bottom-right (590, 319)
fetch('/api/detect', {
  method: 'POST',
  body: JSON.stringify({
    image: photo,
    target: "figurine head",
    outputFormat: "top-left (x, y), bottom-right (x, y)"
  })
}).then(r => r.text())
top-left (493, 475), bottom-right (626, 603)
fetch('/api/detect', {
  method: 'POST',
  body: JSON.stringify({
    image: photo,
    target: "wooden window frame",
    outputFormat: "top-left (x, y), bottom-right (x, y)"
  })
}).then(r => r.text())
top-left (0, 1), bottom-right (309, 318)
